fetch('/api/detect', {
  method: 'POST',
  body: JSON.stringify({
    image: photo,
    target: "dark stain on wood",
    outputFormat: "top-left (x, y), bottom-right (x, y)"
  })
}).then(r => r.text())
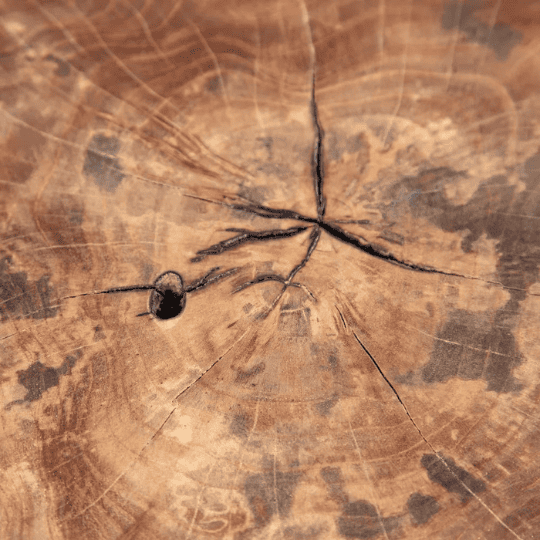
top-left (392, 163), bottom-right (540, 302)
top-left (235, 362), bottom-right (265, 383)
top-left (421, 308), bottom-right (523, 393)
top-left (338, 500), bottom-right (400, 539)
top-left (421, 454), bottom-right (486, 502)
top-left (0, 257), bottom-right (58, 321)
top-left (244, 464), bottom-right (301, 528)
top-left (8, 351), bottom-right (81, 407)
top-left (442, 0), bottom-right (522, 60)
top-left (320, 466), bottom-right (401, 538)
top-left (388, 161), bottom-right (540, 390)
top-left (315, 394), bottom-right (339, 416)
top-left (39, 352), bottom-right (111, 529)
top-left (230, 411), bottom-right (255, 438)
top-left (83, 133), bottom-right (125, 192)
top-left (320, 466), bottom-right (348, 506)
top-left (407, 492), bottom-right (440, 526)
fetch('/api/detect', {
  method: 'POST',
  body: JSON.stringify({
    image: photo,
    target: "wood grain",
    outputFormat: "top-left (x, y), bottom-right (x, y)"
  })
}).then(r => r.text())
top-left (1, 0), bottom-right (540, 538)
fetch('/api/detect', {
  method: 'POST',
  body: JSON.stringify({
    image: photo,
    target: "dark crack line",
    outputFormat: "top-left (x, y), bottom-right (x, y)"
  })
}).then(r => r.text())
top-left (321, 221), bottom-right (469, 278)
top-left (229, 202), bottom-right (317, 223)
top-left (252, 228), bottom-right (322, 317)
top-left (96, 285), bottom-right (159, 294)
top-left (323, 222), bottom-right (539, 293)
top-left (351, 328), bottom-right (430, 446)
top-left (172, 356), bottom-right (222, 402)
top-left (66, 269), bottom-right (239, 299)
top-left (233, 273), bottom-right (286, 294)
top-left (311, 74), bottom-right (326, 219)
top-left (349, 325), bottom-right (524, 539)
top-left (185, 266), bottom-right (239, 292)
top-left (147, 407), bottom-right (177, 445)
top-left (62, 267), bottom-right (238, 318)
top-left (331, 219), bottom-right (372, 225)
top-left (287, 225), bottom-right (321, 283)
top-left (232, 228), bottom-right (320, 295)
top-left (336, 305), bottom-right (347, 329)
top-left (187, 198), bottom-right (482, 282)
top-left (137, 268), bottom-right (238, 316)
top-left (183, 194), bottom-right (317, 223)
top-left (62, 285), bottom-right (161, 299)
top-left (190, 226), bottom-right (308, 262)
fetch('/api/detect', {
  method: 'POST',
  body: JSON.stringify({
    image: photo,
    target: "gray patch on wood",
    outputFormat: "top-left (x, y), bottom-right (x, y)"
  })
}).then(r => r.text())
top-left (238, 184), bottom-right (268, 205)
top-left (379, 230), bottom-right (404, 246)
top-left (421, 307), bottom-right (523, 393)
top-left (236, 362), bottom-right (265, 383)
top-left (327, 132), bottom-right (365, 161)
top-left (320, 466), bottom-right (348, 506)
top-left (83, 134), bottom-right (125, 192)
top-left (0, 257), bottom-right (57, 321)
top-left (337, 500), bottom-right (400, 539)
top-left (205, 75), bottom-right (222, 94)
top-left (442, 0), bottom-right (522, 60)
top-left (68, 207), bottom-right (83, 224)
top-left (321, 467), bottom-right (401, 538)
top-left (387, 161), bottom-right (540, 390)
top-left (278, 309), bottom-right (311, 338)
top-left (421, 453), bottom-right (486, 502)
top-left (244, 465), bottom-right (301, 528)
top-left (230, 411), bottom-right (254, 438)
top-left (93, 326), bottom-right (106, 342)
top-left (407, 492), bottom-right (440, 525)
top-left (315, 395), bottom-right (339, 416)
top-left (7, 351), bottom-right (82, 408)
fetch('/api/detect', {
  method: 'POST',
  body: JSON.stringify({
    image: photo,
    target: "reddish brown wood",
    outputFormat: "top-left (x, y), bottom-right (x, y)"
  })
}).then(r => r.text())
top-left (1, 1), bottom-right (540, 538)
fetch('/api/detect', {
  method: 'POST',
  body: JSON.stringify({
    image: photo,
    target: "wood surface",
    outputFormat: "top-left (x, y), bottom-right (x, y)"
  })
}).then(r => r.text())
top-left (1, 0), bottom-right (540, 538)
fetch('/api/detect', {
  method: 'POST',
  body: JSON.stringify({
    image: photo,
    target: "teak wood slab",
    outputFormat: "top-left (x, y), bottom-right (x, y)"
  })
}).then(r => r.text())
top-left (1, 0), bottom-right (540, 539)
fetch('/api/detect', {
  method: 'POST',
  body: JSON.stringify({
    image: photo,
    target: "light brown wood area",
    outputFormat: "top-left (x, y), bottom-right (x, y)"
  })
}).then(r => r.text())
top-left (1, 0), bottom-right (540, 538)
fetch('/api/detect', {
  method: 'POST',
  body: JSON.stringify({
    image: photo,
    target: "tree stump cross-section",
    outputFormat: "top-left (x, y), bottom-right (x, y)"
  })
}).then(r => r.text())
top-left (1, 1), bottom-right (540, 539)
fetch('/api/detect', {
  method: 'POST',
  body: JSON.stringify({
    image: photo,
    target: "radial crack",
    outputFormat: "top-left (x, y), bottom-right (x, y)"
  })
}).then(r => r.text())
top-left (173, 356), bottom-right (222, 402)
top-left (287, 226), bottom-right (321, 283)
top-left (191, 226), bottom-right (308, 262)
top-left (62, 285), bottom-right (159, 300)
top-left (183, 194), bottom-right (316, 223)
top-left (232, 227), bottom-right (320, 295)
top-left (185, 267), bottom-right (239, 292)
top-left (321, 222), bottom-right (469, 278)
top-left (232, 273), bottom-right (286, 294)
top-left (351, 329), bottom-right (429, 444)
top-left (350, 329), bottom-right (524, 540)
top-left (311, 74), bottom-right (326, 218)
top-left (173, 327), bottom-right (252, 402)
